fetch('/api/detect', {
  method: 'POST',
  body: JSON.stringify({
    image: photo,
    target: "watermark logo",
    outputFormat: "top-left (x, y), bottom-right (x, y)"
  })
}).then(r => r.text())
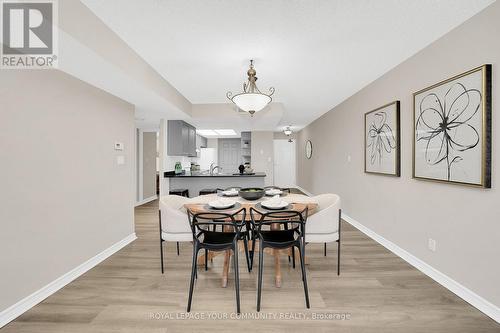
top-left (1, 0), bottom-right (58, 68)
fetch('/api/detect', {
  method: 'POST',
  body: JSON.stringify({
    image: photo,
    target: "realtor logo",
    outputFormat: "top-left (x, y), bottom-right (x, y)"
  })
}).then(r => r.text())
top-left (1, 0), bottom-right (58, 68)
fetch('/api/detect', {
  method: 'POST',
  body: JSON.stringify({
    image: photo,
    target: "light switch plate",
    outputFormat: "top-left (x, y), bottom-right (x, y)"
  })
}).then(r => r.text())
top-left (116, 155), bottom-right (125, 165)
top-left (428, 238), bottom-right (436, 252)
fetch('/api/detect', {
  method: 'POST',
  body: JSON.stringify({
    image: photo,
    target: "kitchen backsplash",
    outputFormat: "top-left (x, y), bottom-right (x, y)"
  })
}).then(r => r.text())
top-left (163, 147), bottom-right (216, 172)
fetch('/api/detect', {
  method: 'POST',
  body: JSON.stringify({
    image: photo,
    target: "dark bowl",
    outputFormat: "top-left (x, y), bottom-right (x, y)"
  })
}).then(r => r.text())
top-left (238, 187), bottom-right (265, 201)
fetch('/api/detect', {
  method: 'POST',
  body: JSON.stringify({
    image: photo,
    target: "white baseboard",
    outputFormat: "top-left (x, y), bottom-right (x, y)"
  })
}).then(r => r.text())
top-left (342, 213), bottom-right (500, 323)
top-left (0, 233), bottom-right (137, 328)
top-left (135, 195), bottom-right (158, 207)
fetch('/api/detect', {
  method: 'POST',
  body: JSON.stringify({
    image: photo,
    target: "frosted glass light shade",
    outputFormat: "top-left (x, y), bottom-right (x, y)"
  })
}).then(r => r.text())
top-left (232, 93), bottom-right (271, 113)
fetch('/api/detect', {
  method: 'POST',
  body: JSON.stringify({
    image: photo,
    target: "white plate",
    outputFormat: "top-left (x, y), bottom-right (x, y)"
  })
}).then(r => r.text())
top-left (208, 199), bottom-right (236, 209)
top-left (261, 200), bottom-right (288, 210)
top-left (265, 189), bottom-right (283, 196)
top-left (222, 190), bottom-right (238, 197)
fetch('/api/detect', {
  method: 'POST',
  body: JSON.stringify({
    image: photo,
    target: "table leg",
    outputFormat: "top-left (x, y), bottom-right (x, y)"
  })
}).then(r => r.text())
top-left (197, 250), bottom-right (218, 266)
top-left (274, 249), bottom-right (281, 288)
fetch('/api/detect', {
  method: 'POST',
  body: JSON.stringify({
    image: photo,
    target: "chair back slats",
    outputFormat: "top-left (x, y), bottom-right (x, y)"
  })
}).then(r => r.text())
top-left (249, 207), bottom-right (308, 240)
top-left (187, 208), bottom-right (246, 243)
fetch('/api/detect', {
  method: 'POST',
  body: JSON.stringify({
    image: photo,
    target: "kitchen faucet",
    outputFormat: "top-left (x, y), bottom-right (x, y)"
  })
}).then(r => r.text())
top-left (210, 163), bottom-right (222, 175)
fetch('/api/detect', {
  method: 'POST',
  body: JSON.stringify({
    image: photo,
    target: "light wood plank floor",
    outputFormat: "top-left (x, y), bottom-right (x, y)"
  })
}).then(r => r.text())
top-left (2, 200), bottom-right (499, 332)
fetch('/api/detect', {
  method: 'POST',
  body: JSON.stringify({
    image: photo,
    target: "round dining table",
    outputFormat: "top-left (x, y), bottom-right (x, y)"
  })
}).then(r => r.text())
top-left (184, 193), bottom-right (318, 288)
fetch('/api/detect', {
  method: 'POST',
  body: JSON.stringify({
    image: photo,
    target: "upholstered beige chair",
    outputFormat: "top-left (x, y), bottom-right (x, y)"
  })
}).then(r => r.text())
top-left (159, 195), bottom-right (193, 273)
top-left (305, 194), bottom-right (341, 275)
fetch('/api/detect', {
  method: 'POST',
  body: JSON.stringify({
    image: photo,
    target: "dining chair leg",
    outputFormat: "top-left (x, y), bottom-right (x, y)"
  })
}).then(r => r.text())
top-left (324, 243), bottom-right (327, 256)
top-left (337, 239), bottom-right (341, 276)
top-left (298, 243), bottom-right (310, 309)
top-left (233, 246), bottom-right (241, 314)
top-left (204, 249), bottom-right (209, 271)
top-left (243, 237), bottom-right (251, 272)
top-left (291, 246), bottom-right (296, 269)
top-left (177, 242), bottom-right (180, 256)
top-left (250, 235), bottom-right (257, 270)
top-left (257, 242), bottom-right (264, 312)
top-left (160, 239), bottom-right (164, 274)
top-left (283, 224), bottom-right (295, 268)
top-left (285, 224), bottom-right (291, 263)
top-left (187, 244), bottom-right (199, 312)
top-left (337, 210), bottom-right (341, 276)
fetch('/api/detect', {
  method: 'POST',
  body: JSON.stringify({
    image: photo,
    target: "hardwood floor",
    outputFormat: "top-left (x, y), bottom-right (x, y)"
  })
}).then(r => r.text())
top-left (2, 199), bottom-right (499, 332)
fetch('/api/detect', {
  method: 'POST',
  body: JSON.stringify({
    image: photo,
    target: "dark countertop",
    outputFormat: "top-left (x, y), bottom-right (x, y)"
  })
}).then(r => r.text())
top-left (164, 172), bottom-right (266, 178)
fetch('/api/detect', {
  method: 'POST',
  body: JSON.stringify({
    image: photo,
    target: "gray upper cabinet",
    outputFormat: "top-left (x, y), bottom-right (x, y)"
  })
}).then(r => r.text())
top-left (187, 125), bottom-right (196, 156)
top-left (167, 120), bottom-right (182, 156)
top-left (167, 120), bottom-right (197, 156)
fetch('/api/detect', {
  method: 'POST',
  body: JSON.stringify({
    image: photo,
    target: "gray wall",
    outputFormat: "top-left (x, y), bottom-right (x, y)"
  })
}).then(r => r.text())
top-left (297, 2), bottom-right (500, 308)
top-left (142, 132), bottom-right (157, 199)
top-left (251, 131), bottom-right (274, 186)
top-left (0, 70), bottom-right (135, 312)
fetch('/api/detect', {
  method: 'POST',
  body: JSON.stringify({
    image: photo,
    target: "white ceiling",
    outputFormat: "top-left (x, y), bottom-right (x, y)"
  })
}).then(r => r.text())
top-left (82, 0), bottom-right (494, 129)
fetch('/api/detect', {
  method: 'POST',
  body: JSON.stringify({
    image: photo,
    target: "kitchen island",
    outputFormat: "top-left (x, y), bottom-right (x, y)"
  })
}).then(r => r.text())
top-left (164, 172), bottom-right (266, 198)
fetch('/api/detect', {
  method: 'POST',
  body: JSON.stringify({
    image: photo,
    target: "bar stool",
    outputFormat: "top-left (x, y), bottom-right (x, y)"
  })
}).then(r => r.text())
top-left (199, 188), bottom-right (222, 196)
top-left (169, 189), bottom-right (189, 197)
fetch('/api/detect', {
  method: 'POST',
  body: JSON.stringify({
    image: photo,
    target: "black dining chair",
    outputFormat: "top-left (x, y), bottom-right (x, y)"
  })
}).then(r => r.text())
top-left (249, 207), bottom-right (310, 311)
top-left (186, 208), bottom-right (247, 313)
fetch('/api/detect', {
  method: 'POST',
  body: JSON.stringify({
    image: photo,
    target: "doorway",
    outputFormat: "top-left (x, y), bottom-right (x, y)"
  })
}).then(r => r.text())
top-left (218, 138), bottom-right (241, 174)
top-left (273, 139), bottom-right (296, 187)
top-left (136, 130), bottom-right (159, 206)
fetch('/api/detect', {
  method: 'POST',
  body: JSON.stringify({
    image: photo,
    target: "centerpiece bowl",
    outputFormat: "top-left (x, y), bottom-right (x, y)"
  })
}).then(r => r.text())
top-left (238, 187), bottom-right (265, 201)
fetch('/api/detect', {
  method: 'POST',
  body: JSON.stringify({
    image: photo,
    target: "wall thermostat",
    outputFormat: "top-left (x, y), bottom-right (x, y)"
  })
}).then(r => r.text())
top-left (114, 142), bottom-right (124, 150)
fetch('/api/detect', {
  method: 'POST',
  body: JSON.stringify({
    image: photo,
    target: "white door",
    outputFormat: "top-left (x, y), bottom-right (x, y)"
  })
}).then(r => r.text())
top-left (273, 139), bottom-right (296, 187)
top-left (218, 139), bottom-right (241, 174)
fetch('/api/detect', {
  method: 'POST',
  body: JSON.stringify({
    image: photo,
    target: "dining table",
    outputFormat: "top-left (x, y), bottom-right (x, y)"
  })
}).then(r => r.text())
top-left (184, 193), bottom-right (318, 288)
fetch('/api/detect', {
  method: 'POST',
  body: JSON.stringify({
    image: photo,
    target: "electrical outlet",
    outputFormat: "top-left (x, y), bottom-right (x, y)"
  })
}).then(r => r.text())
top-left (347, 155), bottom-right (351, 163)
top-left (428, 238), bottom-right (436, 252)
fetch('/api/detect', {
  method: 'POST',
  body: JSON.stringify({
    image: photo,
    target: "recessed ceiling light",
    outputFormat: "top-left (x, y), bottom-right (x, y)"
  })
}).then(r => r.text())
top-left (196, 129), bottom-right (217, 136)
top-left (214, 129), bottom-right (237, 135)
top-left (197, 129), bottom-right (237, 136)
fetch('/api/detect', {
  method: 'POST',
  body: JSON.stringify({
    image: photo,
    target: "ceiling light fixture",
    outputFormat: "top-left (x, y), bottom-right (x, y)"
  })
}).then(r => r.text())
top-left (283, 126), bottom-right (293, 142)
top-left (196, 129), bottom-right (217, 136)
top-left (196, 129), bottom-right (237, 136)
top-left (283, 126), bottom-right (292, 136)
top-left (226, 60), bottom-right (275, 116)
top-left (214, 129), bottom-right (237, 135)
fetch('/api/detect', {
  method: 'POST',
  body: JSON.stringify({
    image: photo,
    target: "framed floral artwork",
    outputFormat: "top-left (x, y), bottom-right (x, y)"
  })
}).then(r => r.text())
top-left (413, 65), bottom-right (491, 188)
top-left (364, 101), bottom-right (400, 176)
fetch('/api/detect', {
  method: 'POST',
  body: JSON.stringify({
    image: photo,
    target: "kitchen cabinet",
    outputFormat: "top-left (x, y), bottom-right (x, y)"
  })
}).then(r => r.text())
top-left (167, 120), bottom-right (197, 156)
top-left (191, 134), bottom-right (208, 157)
